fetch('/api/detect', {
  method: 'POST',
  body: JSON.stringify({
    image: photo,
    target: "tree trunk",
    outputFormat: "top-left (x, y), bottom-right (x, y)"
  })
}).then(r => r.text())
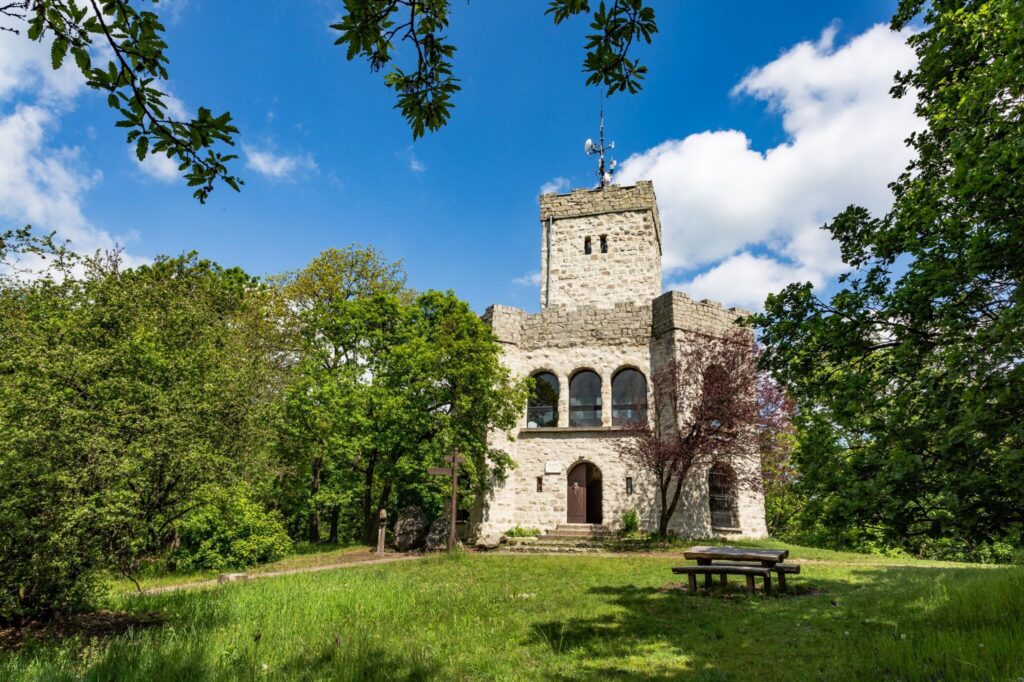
top-left (360, 458), bottom-right (377, 545)
top-left (328, 505), bottom-right (340, 544)
top-left (308, 456), bottom-right (322, 544)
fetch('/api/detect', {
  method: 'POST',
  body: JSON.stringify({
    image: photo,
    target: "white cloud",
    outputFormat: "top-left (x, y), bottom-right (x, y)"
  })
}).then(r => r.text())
top-left (406, 146), bottom-right (425, 173)
top-left (540, 177), bottom-right (570, 195)
top-left (134, 149), bottom-right (181, 182)
top-left (617, 23), bottom-right (920, 310)
top-left (0, 22), bottom-right (147, 270)
top-left (244, 144), bottom-right (317, 180)
top-left (513, 271), bottom-right (542, 287)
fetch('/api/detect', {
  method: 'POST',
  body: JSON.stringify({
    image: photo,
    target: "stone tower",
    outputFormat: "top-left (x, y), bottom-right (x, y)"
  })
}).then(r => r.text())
top-left (539, 181), bottom-right (663, 310)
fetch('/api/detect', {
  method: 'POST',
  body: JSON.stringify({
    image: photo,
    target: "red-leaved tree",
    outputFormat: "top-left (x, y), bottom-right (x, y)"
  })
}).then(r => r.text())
top-left (618, 329), bottom-right (787, 536)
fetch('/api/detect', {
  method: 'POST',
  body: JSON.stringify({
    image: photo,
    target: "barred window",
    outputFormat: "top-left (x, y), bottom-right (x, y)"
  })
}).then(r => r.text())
top-left (708, 463), bottom-right (739, 529)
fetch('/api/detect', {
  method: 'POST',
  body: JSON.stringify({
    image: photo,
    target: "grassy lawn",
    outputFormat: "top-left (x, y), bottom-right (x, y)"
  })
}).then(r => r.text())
top-left (110, 544), bottom-right (376, 593)
top-left (4, 547), bottom-right (1023, 681)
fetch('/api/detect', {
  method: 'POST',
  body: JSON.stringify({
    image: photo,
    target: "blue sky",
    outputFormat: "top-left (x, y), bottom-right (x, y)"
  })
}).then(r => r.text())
top-left (0, 1), bottom-right (918, 313)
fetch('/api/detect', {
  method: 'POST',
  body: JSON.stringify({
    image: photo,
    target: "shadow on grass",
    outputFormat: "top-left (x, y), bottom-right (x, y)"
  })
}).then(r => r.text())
top-left (529, 565), bottom-right (1024, 680)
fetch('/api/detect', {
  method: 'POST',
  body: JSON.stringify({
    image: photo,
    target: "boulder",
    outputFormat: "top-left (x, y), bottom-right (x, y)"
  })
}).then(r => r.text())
top-left (475, 532), bottom-right (505, 551)
top-left (425, 516), bottom-right (461, 552)
top-left (393, 506), bottom-right (429, 551)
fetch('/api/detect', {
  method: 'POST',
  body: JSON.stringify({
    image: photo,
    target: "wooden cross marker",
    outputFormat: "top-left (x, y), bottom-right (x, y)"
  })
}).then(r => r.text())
top-left (428, 452), bottom-right (465, 551)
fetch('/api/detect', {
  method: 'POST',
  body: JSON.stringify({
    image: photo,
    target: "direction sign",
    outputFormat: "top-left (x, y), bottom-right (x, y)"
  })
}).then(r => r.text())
top-left (444, 455), bottom-right (466, 464)
top-left (428, 467), bottom-right (453, 476)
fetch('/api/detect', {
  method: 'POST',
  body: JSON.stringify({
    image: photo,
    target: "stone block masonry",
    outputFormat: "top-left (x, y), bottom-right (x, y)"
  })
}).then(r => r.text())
top-left (539, 182), bottom-right (663, 311)
top-left (475, 181), bottom-right (768, 541)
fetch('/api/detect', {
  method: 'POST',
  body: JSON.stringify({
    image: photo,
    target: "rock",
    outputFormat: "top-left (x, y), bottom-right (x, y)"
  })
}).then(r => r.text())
top-left (475, 532), bottom-right (505, 550)
top-left (393, 506), bottom-right (429, 551)
top-left (425, 516), bottom-right (461, 552)
top-left (217, 572), bottom-right (248, 584)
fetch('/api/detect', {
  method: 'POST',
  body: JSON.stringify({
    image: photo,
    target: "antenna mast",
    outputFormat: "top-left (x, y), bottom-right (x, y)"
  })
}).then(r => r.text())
top-left (585, 100), bottom-right (616, 188)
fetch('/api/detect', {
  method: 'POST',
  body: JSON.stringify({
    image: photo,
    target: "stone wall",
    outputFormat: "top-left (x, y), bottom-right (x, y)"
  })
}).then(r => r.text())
top-left (539, 182), bottom-right (663, 311)
top-left (475, 184), bottom-right (768, 540)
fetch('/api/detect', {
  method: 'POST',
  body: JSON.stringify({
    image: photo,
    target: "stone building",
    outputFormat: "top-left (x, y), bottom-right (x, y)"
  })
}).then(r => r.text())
top-left (475, 181), bottom-right (768, 538)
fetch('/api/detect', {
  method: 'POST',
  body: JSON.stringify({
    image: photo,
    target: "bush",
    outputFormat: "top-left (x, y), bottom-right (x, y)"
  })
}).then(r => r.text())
top-left (504, 526), bottom-right (541, 538)
top-left (173, 487), bottom-right (292, 572)
top-left (621, 508), bottom-right (640, 535)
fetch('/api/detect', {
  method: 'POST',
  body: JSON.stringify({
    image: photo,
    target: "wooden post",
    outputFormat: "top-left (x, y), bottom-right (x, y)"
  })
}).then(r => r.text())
top-left (745, 575), bottom-right (755, 592)
top-left (778, 571), bottom-right (787, 593)
top-left (429, 453), bottom-right (466, 553)
top-left (719, 573), bottom-right (727, 587)
top-left (376, 508), bottom-right (387, 554)
top-left (448, 456), bottom-right (459, 552)
top-left (687, 573), bottom-right (697, 593)
top-left (764, 573), bottom-right (772, 595)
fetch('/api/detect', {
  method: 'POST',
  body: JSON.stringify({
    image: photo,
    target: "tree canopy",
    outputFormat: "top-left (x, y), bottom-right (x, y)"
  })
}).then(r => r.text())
top-left (752, 0), bottom-right (1024, 555)
top-left (2, 0), bottom-right (657, 202)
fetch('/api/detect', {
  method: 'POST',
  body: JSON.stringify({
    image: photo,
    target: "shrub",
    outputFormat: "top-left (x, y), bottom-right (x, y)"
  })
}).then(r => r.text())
top-left (621, 508), bottom-right (640, 535)
top-left (173, 486), bottom-right (292, 572)
top-left (504, 526), bottom-right (541, 538)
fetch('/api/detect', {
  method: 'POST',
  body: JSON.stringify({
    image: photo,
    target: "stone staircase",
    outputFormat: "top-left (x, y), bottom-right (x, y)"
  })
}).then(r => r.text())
top-left (502, 524), bottom-right (616, 554)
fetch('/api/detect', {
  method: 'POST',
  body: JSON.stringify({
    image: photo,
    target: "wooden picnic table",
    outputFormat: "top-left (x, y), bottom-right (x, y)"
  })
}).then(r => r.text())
top-left (674, 546), bottom-right (797, 594)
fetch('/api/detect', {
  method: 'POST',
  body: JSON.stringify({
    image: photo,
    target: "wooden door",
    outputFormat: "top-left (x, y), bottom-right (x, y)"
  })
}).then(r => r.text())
top-left (567, 464), bottom-right (587, 523)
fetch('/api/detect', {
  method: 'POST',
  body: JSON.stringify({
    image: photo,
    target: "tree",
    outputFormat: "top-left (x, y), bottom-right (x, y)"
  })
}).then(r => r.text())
top-left (276, 249), bottom-right (528, 545)
top-left (0, 246), bottom-right (285, 621)
top-left (752, 0), bottom-right (1024, 554)
top-left (617, 329), bottom-right (772, 537)
top-left (274, 246), bottom-right (409, 544)
top-left (2, 1), bottom-right (657, 200)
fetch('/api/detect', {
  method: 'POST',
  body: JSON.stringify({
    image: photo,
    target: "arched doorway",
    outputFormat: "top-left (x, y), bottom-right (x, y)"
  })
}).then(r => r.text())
top-left (567, 462), bottom-right (603, 524)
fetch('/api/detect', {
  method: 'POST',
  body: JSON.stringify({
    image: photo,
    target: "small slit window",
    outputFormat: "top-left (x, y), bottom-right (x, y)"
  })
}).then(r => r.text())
top-left (584, 236), bottom-right (592, 255)
top-left (536, 476), bottom-right (543, 493)
top-left (625, 476), bottom-right (633, 495)
top-left (600, 235), bottom-right (608, 253)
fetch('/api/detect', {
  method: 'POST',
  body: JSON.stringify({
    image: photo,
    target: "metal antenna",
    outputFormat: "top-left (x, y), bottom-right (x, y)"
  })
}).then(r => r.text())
top-left (584, 99), bottom-right (616, 188)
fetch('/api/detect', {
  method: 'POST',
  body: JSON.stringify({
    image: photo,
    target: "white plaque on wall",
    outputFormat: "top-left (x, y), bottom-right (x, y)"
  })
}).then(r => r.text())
top-left (544, 461), bottom-right (562, 475)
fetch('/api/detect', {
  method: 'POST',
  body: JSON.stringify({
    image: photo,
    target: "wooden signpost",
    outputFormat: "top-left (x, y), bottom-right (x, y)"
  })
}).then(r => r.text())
top-left (429, 452), bottom-right (466, 551)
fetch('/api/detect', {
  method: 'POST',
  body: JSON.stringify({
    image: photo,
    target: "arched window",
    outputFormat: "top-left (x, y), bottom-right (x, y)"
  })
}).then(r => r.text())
top-left (569, 370), bottom-right (602, 427)
top-left (708, 463), bottom-right (739, 529)
top-left (612, 368), bottom-right (647, 426)
top-left (527, 372), bottom-right (559, 428)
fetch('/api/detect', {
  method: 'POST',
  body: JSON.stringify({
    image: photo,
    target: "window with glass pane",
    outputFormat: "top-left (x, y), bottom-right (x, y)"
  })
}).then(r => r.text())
top-left (612, 368), bottom-right (647, 426)
top-left (526, 372), bottom-right (559, 427)
top-left (708, 463), bottom-right (739, 528)
top-left (569, 370), bottom-right (602, 427)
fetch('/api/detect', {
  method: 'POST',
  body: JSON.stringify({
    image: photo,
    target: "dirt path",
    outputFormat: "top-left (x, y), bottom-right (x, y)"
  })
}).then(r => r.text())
top-left (137, 553), bottom-right (424, 595)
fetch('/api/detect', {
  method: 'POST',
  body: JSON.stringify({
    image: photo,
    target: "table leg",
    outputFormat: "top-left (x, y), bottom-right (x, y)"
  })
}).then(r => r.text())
top-left (719, 573), bottom-right (727, 588)
top-left (745, 575), bottom-right (755, 592)
top-left (687, 573), bottom-right (697, 593)
top-left (778, 572), bottom-right (787, 593)
top-left (764, 573), bottom-right (772, 595)
top-left (704, 573), bottom-right (713, 588)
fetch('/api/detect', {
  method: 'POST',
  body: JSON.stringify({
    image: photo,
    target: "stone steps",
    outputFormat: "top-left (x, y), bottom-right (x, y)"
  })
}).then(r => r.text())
top-left (542, 523), bottom-right (614, 540)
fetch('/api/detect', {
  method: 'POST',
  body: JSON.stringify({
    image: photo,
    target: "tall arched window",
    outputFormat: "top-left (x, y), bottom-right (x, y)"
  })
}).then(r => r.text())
top-left (708, 463), bottom-right (739, 529)
top-left (527, 372), bottom-right (559, 428)
top-left (569, 370), bottom-right (602, 427)
top-left (612, 368), bottom-right (647, 426)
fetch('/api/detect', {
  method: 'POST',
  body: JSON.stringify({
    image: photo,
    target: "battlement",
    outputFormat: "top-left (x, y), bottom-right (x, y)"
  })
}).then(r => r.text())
top-left (652, 291), bottom-right (750, 337)
top-left (484, 301), bottom-right (652, 350)
top-left (539, 181), bottom-right (662, 249)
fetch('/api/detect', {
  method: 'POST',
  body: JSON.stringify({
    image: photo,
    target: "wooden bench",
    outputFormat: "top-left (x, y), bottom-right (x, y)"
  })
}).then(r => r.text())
top-left (672, 564), bottom-right (772, 593)
top-left (708, 561), bottom-right (800, 592)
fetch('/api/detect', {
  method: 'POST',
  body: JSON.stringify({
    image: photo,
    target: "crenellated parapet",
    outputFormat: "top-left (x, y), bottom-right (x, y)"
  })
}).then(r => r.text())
top-left (652, 291), bottom-right (750, 338)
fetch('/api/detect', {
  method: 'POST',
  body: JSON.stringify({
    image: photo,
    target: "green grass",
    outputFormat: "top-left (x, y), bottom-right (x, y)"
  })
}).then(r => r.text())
top-left (5, 548), bottom-right (1024, 680)
top-left (109, 543), bottom-right (369, 592)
